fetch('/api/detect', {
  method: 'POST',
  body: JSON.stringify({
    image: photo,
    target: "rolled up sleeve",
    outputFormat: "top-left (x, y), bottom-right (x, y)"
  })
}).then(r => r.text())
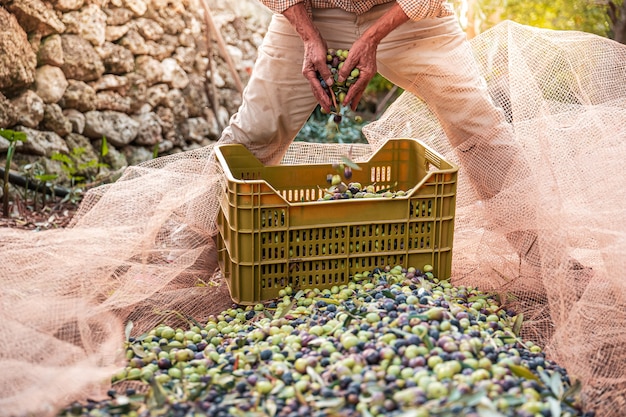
top-left (396, 0), bottom-right (454, 21)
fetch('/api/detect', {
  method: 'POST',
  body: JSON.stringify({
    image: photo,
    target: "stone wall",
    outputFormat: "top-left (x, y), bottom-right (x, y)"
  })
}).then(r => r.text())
top-left (0, 0), bottom-right (270, 184)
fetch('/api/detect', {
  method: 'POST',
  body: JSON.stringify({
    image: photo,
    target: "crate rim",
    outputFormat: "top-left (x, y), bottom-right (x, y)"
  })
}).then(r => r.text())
top-left (214, 138), bottom-right (458, 206)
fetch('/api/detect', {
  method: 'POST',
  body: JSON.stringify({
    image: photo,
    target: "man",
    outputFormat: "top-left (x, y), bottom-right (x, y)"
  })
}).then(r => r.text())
top-left (217, 0), bottom-right (588, 273)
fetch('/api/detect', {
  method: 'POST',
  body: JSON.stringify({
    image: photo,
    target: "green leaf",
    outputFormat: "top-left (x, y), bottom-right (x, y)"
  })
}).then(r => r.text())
top-left (422, 333), bottom-right (433, 350)
top-left (130, 343), bottom-right (147, 358)
top-left (0, 129), bottom-right (27, 142)
top-left (51, 153), bottom-right (73, 166)
top-left (14, 131), bottom-right (27, 142)
top-left (0, 129), bottom-right (12, 140)
top-left (269, 380), bottom-right (285, 395)
top-left (340, 155), bottom-right (362, 170)
top-left (508, 364), bottom-right (539, 381)
top-left (124, 321), bottom-right (133, 342)
top-left (512, 313), bottom-right (524, 337)
top-left (147, 377), bottom-right (168, 408)
top-left (216, 374), bottom-right (235, 389)
top-left (547, 397), bottom-right (562, 417)
top-left (273, 299), bottom-right (295, 319)
top-left (563, 379), bottom-right (582, 400)
top-left (71, 147), bottom-right (86, 157)
top-left (34, 174), bottom-right (58, 182)
top-left (477, 406), bottom-right (506, 417)
top-left (382, 290), bottom-right (396, 299)
top-left (447, 387), bottom-right (462, 403)
top-left (550, 371), bottom-right (565, 399)
top-left (463, 389), bottom-right (488, 407)
top-left (539, 369), bottom-right (552, 386)
top-left (306, 366), bottom-right (326, 387)
top-left (265, 397), bottom-right (277, 417)
top-left (311, 397), bottom-right (345, 409)
top-left (101, 136), bottom-right (109, 157)
top-left (476, 396), bottom-right (506, 417)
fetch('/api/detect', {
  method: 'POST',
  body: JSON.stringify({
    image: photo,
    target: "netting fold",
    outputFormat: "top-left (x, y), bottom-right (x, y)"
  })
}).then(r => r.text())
top-left (0, 20), bottom-right (625, 417)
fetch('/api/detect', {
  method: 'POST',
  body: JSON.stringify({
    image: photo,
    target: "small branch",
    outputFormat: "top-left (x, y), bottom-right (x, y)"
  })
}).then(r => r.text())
top-left (200, 0), bottom-right (245, 95)
top-left (201, 10), bottom-right (223, 132)
top-left (373, 85), bottom-right (399, 120)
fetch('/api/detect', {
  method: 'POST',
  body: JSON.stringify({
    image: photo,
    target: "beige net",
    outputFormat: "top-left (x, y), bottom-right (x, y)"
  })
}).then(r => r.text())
top-left (1, 20), bottom-right (625, 417)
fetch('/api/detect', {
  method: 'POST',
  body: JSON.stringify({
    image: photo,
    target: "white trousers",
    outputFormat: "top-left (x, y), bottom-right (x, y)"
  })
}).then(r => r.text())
top-left (218, 4), bottom-right (515, 171)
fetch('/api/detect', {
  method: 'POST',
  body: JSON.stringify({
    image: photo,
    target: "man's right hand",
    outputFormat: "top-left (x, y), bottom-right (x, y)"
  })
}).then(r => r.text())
top-left (283, 3), bottom-right (334, 113)
top-left (302, 39), bottom-right (334, 113)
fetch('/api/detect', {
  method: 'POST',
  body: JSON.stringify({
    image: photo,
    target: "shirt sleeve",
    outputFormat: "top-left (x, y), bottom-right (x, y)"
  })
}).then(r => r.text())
top-left (260, 0), bottom-right (306, 14)
top-left (396, 0), bottom-right (453, 21)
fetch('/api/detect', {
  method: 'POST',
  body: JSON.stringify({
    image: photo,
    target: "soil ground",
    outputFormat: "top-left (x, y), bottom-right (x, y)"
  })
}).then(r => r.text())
top-left (0, 198), bottom-right (78, 231)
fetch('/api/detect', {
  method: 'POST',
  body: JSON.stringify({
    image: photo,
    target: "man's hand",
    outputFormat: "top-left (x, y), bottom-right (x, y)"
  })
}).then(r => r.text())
top-left (302, 39), bottom-right (334, 113)
top-left (283, 3), bottom-right (334, 113)
top-left (337, 39), bottom-right (378, 111)
top-left (337, 3), bottom-right (411, 111)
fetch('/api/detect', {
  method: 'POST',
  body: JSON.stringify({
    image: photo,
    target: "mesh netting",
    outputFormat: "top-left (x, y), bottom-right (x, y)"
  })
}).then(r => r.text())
top-left (1, 20), bottom-right (625, 417)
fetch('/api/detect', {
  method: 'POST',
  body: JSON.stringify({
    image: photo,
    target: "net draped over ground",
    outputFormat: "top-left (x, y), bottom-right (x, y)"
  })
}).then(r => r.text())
top-left (1, 20), bottom-right (625, 417)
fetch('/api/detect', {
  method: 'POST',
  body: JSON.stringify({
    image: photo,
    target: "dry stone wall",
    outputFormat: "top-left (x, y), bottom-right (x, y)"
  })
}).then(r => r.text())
top-left (0, 0), bottom-right (270, 184)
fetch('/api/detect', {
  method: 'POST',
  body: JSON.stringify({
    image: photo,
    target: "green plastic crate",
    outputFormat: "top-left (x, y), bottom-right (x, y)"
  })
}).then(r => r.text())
top-left (215, 138), bottom-right (458, 305)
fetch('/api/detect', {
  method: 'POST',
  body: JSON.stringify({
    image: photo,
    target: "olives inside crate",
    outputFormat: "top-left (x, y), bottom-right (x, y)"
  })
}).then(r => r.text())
top-left (215, 138), bottom-right (458, 304)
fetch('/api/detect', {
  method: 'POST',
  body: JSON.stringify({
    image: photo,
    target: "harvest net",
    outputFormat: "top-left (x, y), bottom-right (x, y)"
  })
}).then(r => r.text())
top-left (1, 20), bottom-right (625, 417)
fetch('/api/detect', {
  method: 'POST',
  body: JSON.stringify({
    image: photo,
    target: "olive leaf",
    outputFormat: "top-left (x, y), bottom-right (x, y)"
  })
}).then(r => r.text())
top-left (563, 379), bottom-right (582, 400)
top-left (423, 334), bottom-right (434, 351)
top-left (540, 370), bottom-right (565, 399)
top-left (306, 366), bottom-right (326, 387)
top-left (508, 364), bottom-right (540, 381)
top-left (476, 395), bottom-right (506, 417)
top-left (270, 380), bottom-right (285, 395)
top-left (476, 406), bottom-right (506, 417)
top-left (311, 397), bottom-right (345, 409)
top-left (216, 374), bottom-right (235, 389)
top-left (265, 397), bottom-right (277, 417)
top-left (512, 313), bottom-right (524, 337)
top-left (340, 155), bottom-right (362, 170)
top-left (124, 321), bottom-right (133, 342)
top-left (375, 182), bottom-right (398, 193)
top-left (147, 377), bottom-right (168, 409)
top-left (382, 290), bottom-right (396, 299)
top-left (105, 402), bottom-right (133, 414)
top-left (388, 327), bottom-right (413, 339)
top-left (463, 389), bottom-right (488, 407)
top-left (360, 408), bottom-right (375, 417)
top-left (447, 387), bottom-right (462, 403)
top-left (547, 397), bottom-right (562, 417)
top-left (130, 343), bottom-right (147, 358)
top-left (551, 372), bottom-right (565, 399)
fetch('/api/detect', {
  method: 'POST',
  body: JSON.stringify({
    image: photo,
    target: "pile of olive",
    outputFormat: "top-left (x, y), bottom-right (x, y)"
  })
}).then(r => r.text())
top-left (60, 265), bottom-right (591, 417)
top-left (320, 180), bottom-right (407, 201)
top-left (321, 161), bottom-right (404, 201)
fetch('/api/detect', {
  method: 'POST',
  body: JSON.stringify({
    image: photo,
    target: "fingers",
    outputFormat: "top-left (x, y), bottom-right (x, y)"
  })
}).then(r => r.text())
top-left (345, 78), bottom-right (368, 111)
top-left (303, 68), bottom-right (332, 112)
top-left (317, 61), bottom-right (334, 90)
top-left (341, 67), bottom-right (373, 109)
top-left (336, 51), bottom-right (375, 109)
top-left (301, 40), bottom-right (335, 112)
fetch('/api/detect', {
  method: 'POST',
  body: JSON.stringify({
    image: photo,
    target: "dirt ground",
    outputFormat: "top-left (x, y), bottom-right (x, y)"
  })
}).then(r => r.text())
top-left (0, 198), bottom-right (78, 231)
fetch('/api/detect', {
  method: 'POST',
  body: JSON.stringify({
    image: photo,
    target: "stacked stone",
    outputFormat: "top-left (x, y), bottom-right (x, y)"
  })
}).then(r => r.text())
top-left (0, 0), bottom-right (268, 182)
